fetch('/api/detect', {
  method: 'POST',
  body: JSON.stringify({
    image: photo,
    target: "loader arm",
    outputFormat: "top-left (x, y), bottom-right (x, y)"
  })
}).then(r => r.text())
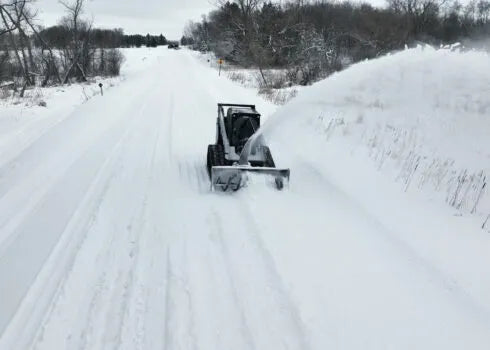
top-left (217, 106), bottom-right (231, 151)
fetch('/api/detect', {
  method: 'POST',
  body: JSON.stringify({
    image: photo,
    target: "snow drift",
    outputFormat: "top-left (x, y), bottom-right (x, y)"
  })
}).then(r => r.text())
top-left (267, 45), bottom-right (490, 218)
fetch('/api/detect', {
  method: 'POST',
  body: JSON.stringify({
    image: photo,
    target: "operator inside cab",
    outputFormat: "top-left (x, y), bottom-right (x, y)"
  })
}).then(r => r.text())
top-left (226, 107), bottom-right (261, 152)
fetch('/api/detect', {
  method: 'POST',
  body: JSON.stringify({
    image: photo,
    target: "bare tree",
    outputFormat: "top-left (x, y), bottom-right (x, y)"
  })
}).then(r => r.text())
top-left (215, 0), bottom-right (271, 84)
top-left (0, 0), bottom-right (125, 98)
top-left (59, 0), bottom-right (89, 83)
top-left (387, 0), bottom-right (445, 39)
top-left (22, 12), bottom-right (62, 85)
top-left (0, 0), bottom-right (36, 94)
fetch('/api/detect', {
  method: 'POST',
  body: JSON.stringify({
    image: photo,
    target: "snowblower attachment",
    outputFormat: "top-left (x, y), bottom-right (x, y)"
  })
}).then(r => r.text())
top-left (207, 103), bottom-right (290, 192)
top-left (211, 166), bottom-right (290, 191)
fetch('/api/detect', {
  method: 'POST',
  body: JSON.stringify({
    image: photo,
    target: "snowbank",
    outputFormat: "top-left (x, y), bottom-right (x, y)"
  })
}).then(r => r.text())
top-left (267, 45), bottom-right (490, 218)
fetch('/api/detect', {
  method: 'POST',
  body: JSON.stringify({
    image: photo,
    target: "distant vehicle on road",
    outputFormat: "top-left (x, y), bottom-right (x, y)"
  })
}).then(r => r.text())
top-left (168, 42), bottom-right (180, 49)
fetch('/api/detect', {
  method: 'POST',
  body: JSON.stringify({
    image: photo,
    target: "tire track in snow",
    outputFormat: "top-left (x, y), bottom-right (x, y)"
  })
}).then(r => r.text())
top-left (34, 149), bottom-right (143, 348)
top-left (239, 197), bottom-right (311, 350)
top-left (75, 270), bottom-right (109, 350)
top-left (117, 90), bottom-right (167, 350)
top-left (108, 202), bottom-right (147, 350)
top-left (209, 201), bottom-right (310, 350)
top-left (163, 248), bottom-right (173, 350)
top-left (91, 189), bottom-right (149, 350)
top-left (164, 242), bottom-right (198, 350)
top-left (209, 210), bottom-right (257, 350)
top-left (163, 207), bottom-right (259, 350)
top-left (69, 94), bottom-right (162, 350)
top-left (166, 93), bottom-right (175, 162)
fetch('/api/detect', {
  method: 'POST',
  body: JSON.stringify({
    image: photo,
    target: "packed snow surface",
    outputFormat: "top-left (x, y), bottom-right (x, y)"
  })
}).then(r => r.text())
top-left (0, 46), bottom-right (489, 349)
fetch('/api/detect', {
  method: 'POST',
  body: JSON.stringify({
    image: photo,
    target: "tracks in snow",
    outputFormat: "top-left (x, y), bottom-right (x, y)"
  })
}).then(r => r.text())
top-left (158, 202), bottom-right (309, 350)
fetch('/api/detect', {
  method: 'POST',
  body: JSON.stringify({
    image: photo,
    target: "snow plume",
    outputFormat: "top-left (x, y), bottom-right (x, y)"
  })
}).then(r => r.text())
top-left (266, 45), bottom-right (490, 218)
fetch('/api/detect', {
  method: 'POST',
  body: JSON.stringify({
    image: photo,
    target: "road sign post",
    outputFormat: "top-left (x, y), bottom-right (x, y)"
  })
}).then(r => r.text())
top-left (218, 59), bottom-right (224, 76)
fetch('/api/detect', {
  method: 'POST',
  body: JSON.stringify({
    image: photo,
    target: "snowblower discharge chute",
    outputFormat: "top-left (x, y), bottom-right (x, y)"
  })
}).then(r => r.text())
top-left (206, 103), bottom-right (290, 191)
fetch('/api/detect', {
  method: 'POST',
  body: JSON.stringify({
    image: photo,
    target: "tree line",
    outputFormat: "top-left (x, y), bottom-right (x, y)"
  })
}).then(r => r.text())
top-left (123, 34), bottom-right (168, 47)
top-left (37, 28), bottom-right (168, 49)
top-left (182, 0), bottom-right (490, 86)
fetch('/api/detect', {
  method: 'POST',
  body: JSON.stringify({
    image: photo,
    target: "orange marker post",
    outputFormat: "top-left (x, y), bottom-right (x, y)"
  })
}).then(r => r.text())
top-left (218, 59), bottom-right (224, 76)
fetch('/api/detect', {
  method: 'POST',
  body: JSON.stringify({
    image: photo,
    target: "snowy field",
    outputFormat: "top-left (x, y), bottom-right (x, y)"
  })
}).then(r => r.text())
top-left (0, 46), bottom-right (489, 349)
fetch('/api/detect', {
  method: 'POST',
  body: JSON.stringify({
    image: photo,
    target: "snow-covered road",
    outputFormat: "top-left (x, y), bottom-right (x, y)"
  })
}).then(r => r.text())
top-left (1, 48), bottom-right (489, 349)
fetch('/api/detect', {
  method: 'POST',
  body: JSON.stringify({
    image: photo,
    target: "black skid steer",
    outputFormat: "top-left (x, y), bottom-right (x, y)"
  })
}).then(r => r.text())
top-left (206, 103), bottom-right (290, 191)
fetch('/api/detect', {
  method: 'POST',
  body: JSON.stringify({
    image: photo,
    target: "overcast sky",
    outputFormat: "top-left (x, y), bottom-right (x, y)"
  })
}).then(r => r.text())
top-left (36, 0), bottom-right (390, 39)
top-left (36, 0), bottom-right (217, 39)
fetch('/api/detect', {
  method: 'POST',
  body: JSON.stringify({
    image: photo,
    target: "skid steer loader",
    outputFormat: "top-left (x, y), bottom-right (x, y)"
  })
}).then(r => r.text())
top-left (206, 103), bottom-right (290, 191)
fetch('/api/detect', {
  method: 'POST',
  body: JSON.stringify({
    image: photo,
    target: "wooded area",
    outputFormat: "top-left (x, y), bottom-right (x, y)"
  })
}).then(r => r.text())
top-left (182, 0), bottom-right (490, 85)
top-left (1, 0), bottom-right (488, 97)
top-left (0, 0), bottom-right (128, 97)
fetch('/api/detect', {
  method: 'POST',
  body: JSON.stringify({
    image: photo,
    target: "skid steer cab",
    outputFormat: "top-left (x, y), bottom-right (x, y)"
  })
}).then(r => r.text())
top-left (206, 103), bottom-right (290, 192)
